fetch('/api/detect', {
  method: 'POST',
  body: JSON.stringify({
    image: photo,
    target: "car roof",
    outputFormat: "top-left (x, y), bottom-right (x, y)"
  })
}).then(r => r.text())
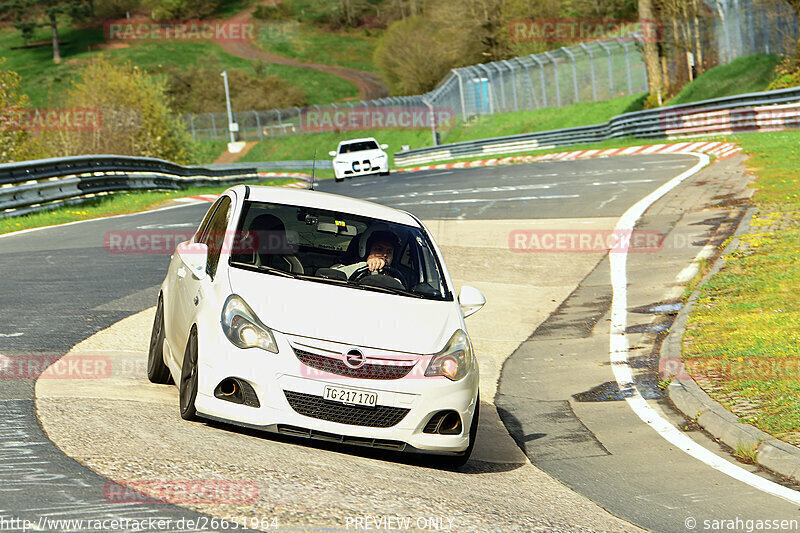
top-left (338, 137), bottom-right (378, 146)
top-left (233, 185), bottom-right (419, 227)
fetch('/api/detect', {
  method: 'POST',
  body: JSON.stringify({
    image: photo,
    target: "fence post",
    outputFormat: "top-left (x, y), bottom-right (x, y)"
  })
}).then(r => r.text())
top-left (254, 111), bottom-right (262, 140)
top-left (579, 43), bottom-right (598, 102)
top-left (210, 113), bottom-right (217, 139)
top-left (295, 107), bottom-right (303, 133)
top-left (477, 64), bottom-right (496, 114)
top-left (514, 58), bottom-right (537, 109)
top-left (544, 51), bottom-right (561, 107)
top-left (502, 60), bottom-right (519, 112)
top-left (453, 69), bottom-right (467, 121)
top-left (490, 63), bottom-right (507, 112)
top-left (618, 39), bottom-right (633, 95)
top-left (597, 41), bottom-right (614, 97)
top-left (189, 115), bottom-right (196, 141)
top-left (562, 47), bottom-right (579, 104)
top-left (531, 55), bottom-right (547, 108)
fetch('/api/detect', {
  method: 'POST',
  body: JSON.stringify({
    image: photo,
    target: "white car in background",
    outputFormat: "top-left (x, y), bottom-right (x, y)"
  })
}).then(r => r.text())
top-left (148, 185), bottom-right (486, 466)
top-left (329, 137), bottom-right (390, 182)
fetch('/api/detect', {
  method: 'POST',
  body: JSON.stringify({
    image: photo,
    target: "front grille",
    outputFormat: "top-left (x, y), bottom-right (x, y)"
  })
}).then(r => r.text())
top-left (284, 390), bottom-right (409, 428)
top-left (293, 348), bottom-right (416, 380)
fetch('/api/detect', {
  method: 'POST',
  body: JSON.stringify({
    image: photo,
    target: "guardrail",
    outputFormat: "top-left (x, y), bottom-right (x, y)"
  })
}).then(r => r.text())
top-left (0, 155), bottom-right (274, 218)
top-left (394, 87), bottom-right (800, 166)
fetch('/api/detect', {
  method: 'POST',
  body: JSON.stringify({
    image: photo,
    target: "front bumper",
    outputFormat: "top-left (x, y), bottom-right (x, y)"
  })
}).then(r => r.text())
top-left (333, 157), bottom-right (389, 180)
top-left (193, 329), bottom-right (478, 453)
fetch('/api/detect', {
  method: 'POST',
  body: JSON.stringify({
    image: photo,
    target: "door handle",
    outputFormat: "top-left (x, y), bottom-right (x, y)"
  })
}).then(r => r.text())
top-left (194, 295), bottom-right (199, 306)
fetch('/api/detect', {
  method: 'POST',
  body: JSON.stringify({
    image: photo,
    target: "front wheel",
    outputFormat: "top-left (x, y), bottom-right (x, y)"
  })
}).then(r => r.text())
top-left (179, 328), bottom-right (199, 420)
top-left (147, 297), bottom-right (171, 384)
top-left (439, 396), bottom-right (479, 469)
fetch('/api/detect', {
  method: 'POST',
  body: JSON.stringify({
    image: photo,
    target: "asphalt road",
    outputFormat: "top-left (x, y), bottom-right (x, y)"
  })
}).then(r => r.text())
top-left (2, 154), bottom-right (798, 531)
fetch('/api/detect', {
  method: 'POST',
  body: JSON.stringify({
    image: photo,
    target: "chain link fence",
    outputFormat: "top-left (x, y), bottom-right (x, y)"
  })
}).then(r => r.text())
top-left (184, 0), bottom-right (798, 144)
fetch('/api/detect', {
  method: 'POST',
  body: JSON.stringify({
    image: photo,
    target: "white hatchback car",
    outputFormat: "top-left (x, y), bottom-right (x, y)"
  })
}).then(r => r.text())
top-left (329, 137), bottom-right (390, 182)
top-left (148, 185), bottom-right (486, 466)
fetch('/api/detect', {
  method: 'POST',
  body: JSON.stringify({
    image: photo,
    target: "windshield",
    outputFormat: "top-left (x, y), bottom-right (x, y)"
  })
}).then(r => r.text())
top-left (229, 201), bottom-right (451, 301)
top-left (339, 140), bottom-right (379, 153)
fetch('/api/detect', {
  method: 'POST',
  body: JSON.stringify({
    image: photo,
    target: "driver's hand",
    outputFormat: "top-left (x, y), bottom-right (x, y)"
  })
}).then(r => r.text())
top-left (366, 256), bottom-right (386, 271)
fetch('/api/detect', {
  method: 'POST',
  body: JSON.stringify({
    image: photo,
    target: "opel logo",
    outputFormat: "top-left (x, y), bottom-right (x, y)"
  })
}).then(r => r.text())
top-left (344, 349), bottom-right (366, 369)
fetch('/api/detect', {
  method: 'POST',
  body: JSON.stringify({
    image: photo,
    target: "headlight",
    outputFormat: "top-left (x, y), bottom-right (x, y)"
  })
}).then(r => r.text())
top-left (425, 330), bottom-right (473, 381)
top-left (221, 295), bottom-right (278, 353)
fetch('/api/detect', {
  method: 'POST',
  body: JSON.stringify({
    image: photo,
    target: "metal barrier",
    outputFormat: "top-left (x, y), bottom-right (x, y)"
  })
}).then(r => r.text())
top-left (0, 155), bottom-right (267, 218)
top-left (394, 87), bottom-right (800, 166)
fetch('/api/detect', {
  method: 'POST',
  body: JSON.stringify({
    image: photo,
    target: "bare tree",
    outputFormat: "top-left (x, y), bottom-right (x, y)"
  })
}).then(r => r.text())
top-left (639, 0), bottom-right (664, 98)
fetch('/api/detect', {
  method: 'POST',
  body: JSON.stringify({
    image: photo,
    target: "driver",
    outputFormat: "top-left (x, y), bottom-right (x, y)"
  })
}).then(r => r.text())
top-left (334, 230), bottom-right (400, 279)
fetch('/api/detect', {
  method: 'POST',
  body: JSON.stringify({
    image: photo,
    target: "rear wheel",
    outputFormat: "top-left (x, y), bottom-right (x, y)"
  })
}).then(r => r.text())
top-left (179, 328), bottom-right (199, 420)
top-left (147, 297), bottom-right (171, 384)
top-left (439, 395), bottom-right (479, 469)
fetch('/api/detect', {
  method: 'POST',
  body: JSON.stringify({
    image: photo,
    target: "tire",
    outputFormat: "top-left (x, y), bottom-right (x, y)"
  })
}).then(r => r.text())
top-left (179, 328), bottom-right (199, 420)
top-left (380, 170), bottom-right (390, 176)
top-left (147, 297), bottom-right (171, 384)
top-left (439, 395), bottom-right (480, 469)
top-left (335, 177), bottom-right (344, 183)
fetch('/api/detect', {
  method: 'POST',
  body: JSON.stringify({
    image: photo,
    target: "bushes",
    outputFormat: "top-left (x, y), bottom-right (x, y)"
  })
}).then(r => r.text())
top-left (46, 57), bottom-right (191, 163)
top-left (163, 61), bottom-right (307, 114)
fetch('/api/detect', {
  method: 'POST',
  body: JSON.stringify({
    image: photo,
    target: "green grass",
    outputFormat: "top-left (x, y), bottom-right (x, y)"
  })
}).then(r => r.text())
top-left (0, 178), bottom-right (296, 235)
top-left (682, 130), bottom-right (800, 444)
top-left (257, 20), bottom-right (380, 73)
top-left (442, 93), bottom-right (647, 144)
top-left (667, 54), bottom-right (782, 106)
top-left (0, 26), bottom-right (357, 107)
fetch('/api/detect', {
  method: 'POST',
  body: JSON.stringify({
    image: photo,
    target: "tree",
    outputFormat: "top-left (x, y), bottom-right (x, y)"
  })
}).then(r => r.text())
top-left (0, 0), bottom-right (92, 63)
top-left (0, 58), bottom-right (33, 163)
top-left (47, 57), bottom-right (191, 163)
top-left (783, 0), bottom-right (800, 64)
top-left (638, 0), bottom-right (664, 101)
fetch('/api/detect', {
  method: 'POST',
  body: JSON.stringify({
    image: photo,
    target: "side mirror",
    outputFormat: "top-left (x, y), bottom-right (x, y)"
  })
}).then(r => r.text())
top-left (176, 241), bottom-right (208, 280)
top-left (380, 143), bottom-right (388, 150)
top-left (459, 285), bottom-right (485, 318)
top-left (328, 150), bottom-right (337, 157)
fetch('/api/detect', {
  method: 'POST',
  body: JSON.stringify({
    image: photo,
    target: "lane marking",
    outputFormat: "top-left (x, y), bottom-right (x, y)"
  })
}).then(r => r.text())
top-left (389, 194), bottom-right (579, 207)
top-left (609, 152), bottom-right (800, 505)
top-left (597, 194), bottom-right (618, 210)
top-left (0, 333), bottom-right (23, 338)
top-left (0, 202), bottom-right (204, 241)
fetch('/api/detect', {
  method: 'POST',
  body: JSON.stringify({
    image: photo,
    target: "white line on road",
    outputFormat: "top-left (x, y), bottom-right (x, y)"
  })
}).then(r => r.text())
top-left (389, 194), bottom-right (579, 207)
top-left (0, 333), bottom-right (23, 338)
top-left (597, 194), bottom-right (618, 210)
top-left (608, 152), bottom-right (800, 506)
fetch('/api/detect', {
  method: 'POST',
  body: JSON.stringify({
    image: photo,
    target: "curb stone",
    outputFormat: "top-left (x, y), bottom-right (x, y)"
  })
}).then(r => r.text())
top-left (664, 206), bottom-right (800, 482)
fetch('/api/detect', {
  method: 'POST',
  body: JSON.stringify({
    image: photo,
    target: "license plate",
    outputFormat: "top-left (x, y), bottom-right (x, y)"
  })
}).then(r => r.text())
top-left (323, 386), bottom-right (377, 407)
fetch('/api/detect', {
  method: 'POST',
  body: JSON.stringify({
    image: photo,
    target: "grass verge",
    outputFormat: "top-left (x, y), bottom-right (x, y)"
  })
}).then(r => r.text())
top-left (681, 130), bottom-right (800, 445)
top-left (0, 178), bottom-right (297, 235)
top-left (667, 54), bottom-right (782, 106)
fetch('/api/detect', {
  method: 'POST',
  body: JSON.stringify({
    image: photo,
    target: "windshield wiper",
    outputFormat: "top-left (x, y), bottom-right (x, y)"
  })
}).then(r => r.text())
top-left (349, 283), bottom-right (425, 298)
top-left (230, 261), bottom-right (298, 278)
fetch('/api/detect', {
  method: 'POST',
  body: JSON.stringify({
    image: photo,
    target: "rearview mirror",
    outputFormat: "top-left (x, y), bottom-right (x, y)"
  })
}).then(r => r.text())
top-left (317, 222), bottom-right (357, 237)
top-left (328, 150), bottom-right (337, 157)
top-left (459, 286), bottom-right (485, 318)
top-left (176, 241), bottom-right (208, 280)
top-left (380, 144), bottom-right (388, 149)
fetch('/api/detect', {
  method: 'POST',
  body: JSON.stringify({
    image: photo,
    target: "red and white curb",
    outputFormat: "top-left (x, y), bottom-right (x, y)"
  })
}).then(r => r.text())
top-left (395, 141), bottom-right (742, 173)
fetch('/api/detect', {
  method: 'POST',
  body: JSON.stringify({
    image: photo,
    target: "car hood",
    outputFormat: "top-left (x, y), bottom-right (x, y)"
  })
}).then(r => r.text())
top-left (334, 149), bottom-right (386, 161)
top-left (228, 268), bottom-right (460, 354)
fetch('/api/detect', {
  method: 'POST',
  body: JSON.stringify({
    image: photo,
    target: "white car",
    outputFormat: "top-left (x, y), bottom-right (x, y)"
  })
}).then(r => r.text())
top-left (148, 185), bottom-right (485, 466)
top-left (329, 137), bottom-right (390, 182)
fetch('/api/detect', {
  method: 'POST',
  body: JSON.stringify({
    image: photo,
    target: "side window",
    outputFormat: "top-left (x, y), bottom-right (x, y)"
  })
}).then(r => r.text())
top-left (199, 196), bottom-right (232, 279)
top-left (195, 198), bottom-right (224, 243)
